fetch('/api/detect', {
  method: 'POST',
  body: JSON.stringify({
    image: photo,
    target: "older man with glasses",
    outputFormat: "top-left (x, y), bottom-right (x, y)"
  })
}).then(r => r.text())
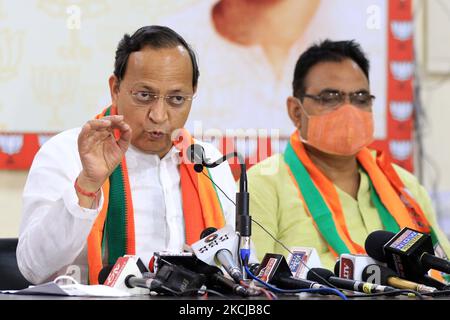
top-left (17, 26), bottom-right (237, 285)
top-left (247, 39), bottom-right (450, 277)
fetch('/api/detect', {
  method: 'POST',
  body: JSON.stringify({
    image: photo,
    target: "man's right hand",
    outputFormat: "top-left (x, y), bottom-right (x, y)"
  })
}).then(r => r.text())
top-left (76, 115), bottom-right (132, 207)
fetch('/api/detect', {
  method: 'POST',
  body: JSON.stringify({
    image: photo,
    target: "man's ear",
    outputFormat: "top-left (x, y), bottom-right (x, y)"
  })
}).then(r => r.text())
top-left (108, 75), bottom-right (120, 106)
top-left (287, 96), bottom-right (302, 128)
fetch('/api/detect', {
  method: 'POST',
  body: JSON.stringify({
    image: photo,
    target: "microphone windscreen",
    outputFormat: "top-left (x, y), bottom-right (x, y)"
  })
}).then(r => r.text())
top-left (194, 163), bottom-right (204, 173)
top-left (334, 260), bottom-right (340, 276)
top-left (361, 264), bottom-right (397, 285)
top-left (200, 227), bottom-right (218, 239)
top-left (98, 264), bottom-right (114, 284)
top-left (306, 267), bottom-right (334, 284)
top-left (364, 230), bottom-right (395, 262)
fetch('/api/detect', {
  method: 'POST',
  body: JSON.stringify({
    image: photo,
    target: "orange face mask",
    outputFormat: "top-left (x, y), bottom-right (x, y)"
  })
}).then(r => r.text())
top-left (300, 104), bottom-right (374, 156)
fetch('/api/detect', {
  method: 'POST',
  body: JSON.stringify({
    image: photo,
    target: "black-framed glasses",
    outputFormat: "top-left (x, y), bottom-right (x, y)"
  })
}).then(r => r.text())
top-left (301, 90), bottom-right (375, 110)
top-left (129, 90), bottom-right (195, 108)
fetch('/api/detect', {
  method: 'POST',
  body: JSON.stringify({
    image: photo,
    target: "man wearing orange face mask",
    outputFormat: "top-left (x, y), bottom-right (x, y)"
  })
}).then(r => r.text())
top-left (248, 40), bottom-right (450, 274)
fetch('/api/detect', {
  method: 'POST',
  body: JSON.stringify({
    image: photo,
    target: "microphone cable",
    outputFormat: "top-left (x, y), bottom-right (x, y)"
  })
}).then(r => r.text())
top-left (344, 290), bottom-right (424, 299)
top-left (199, 169), bottom-right (339, 291)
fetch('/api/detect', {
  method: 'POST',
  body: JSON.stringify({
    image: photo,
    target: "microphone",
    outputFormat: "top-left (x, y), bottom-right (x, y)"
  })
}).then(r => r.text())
top-left (150, 261), bottom-right (206, 295)
top-left (191, 225), bottom-right (243, 283)
top-left (334, 256), bottom-right (449, 290)
top-left (254, 253), bottom-right (328, 290)
top-left (152, 250), bottom-right (249, 296)
top-left (101, 255), bottom-right (206, 295)
top-left (365, 228), bottom-right (450, 280)
top-left (123, 273), bottom-right (162, 291)
top-left (208, 272), bottom-right (248, 296)
top-left (187, 143), bottom-right (252, 266)
top-left (419, 274), bottom-right (450, 290)
top-left (101, 255), bottom-right (153, 295)
top-left (335, 258), bottom-right (449, 291)
top-left (307, 267), bottom-right (396, 294)
top-left (361, 264), bottom-right (437, 293)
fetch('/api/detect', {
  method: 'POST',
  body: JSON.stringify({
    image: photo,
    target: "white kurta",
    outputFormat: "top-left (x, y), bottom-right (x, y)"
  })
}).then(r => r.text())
top-left (17, 127), bottom-right (237, 284)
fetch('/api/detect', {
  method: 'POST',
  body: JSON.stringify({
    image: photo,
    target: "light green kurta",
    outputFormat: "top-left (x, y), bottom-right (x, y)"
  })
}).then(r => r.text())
top-left (247, 153), bottom-right (450, 271)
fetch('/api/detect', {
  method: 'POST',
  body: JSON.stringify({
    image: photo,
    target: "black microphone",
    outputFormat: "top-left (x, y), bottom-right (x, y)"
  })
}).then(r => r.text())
top-left (254, 253), bottom-right (328, 290)
top-left (150, 262), bottom-right (206, 295)
top-left (208, 272), bottom-right (248, 296)
top-left (419, 274), bottom-right (450, 290)
top-left (365, 230), bottom-right (395, 262)
top-left (123, 274), bottom-right (162, 291)
top-left (153, 251), bottom-right (248, 296)
top-left (99, 257), bottom-right (205, 295)
top-left (187, 143), bottom-right (252, 266)
top-left (365, 228), bottom-right (450, 280)
top-left (334, 260), bottom-right (340, 276)
top-left (333, 252), bottom-right (448, 290)
top-left (307, 267), bottom-right (396, 294)
top-left (98, 262), bottom-right (162, 294)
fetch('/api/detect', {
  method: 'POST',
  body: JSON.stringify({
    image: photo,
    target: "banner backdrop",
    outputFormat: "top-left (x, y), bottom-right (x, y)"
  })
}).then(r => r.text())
top-left (0, 0), bottom-right (414, 174)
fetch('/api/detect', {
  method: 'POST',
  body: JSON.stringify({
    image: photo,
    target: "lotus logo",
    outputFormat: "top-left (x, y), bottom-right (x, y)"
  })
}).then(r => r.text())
top-left (391, 20), bottom-right (413, 41)
top-left (390, 61), bottom-right (414, 81)
top-left (389, 140), bottom-right (412, 161)
top-left (390, 101), bottom-right (413, 122)
top-left (0, 134), bottom-right (24, 163)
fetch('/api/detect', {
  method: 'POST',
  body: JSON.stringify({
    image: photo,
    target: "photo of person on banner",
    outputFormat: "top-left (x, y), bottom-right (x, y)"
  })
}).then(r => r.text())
top-left (159, 0), bottom-right (387, 142)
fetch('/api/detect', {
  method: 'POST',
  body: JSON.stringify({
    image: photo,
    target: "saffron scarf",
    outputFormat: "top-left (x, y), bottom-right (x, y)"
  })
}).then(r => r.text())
top-left (284, 130), bottom-right (438, 257)
top-left (87, 106), bottom-right (225, 284)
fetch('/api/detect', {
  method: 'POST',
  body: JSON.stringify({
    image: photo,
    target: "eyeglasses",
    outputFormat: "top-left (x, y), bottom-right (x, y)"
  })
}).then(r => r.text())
top-left (129, 90), bottom-right (195, 108)
top-left (301, 90), bottom-right (375, 111)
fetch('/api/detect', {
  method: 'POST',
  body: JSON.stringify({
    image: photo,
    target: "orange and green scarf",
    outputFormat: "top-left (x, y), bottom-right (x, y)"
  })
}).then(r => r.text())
top-left (284, 130), bottom-right (439, 257)
top-left (87, 106), bottom-right (226, 284)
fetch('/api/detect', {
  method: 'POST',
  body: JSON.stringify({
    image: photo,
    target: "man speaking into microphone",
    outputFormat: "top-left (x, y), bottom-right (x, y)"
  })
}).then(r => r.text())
top-left (17, 25), bottom-right (237, 285)
top-left (247, 39), bottom-right (450, 273)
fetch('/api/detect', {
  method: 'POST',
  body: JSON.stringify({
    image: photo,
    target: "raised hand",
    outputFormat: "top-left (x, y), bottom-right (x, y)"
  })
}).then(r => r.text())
top-left (75, 115), bottom-right (132, 207)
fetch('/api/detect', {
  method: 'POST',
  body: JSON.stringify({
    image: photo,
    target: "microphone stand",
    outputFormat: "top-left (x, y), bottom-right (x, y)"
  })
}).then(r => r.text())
top-left (191, 147), bottom-right (251, 280)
